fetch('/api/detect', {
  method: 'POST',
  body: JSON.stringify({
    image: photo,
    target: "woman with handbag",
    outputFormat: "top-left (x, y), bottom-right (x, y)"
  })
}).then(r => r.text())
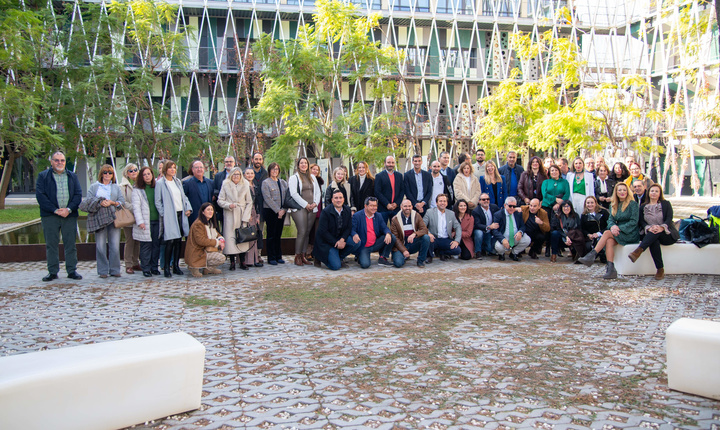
top-left (218, 167), bottom-right (253, 270)
top-left (306, 163), bottom-right (325, 261)
top-left (261, 162), bottom-right (289, 265)
top-left (132, 166), bottom-right (162, 277)
top-left (185, 203), bottom-right (226, 277)
top-left (287, 157), bottom-right (321, 266)
top-left (243, 168), bottom-right (263, 268)
top-left (120, 163), bottom-right (141, 274)
top-left (155, 160), bottom-right (193, 278)
top-left (86, 164), bottom-right (125, 278)
top-left (549, 200), bottom-right (584, 263)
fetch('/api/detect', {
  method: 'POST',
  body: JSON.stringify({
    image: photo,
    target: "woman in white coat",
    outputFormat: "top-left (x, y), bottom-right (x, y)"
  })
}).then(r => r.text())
top-left (155, 160), bottom-right (192, 278)
top-left (217, 167), bottom-right (253, 270)
top-left (287, 157), bottom-right (321, 266)
top-left (131, 166), bottom-right (162, 277)
top-left (566, 157), bottom-right (595, 212)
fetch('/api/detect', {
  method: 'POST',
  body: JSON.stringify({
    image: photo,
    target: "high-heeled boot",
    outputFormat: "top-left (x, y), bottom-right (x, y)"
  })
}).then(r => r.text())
top-left (229, 255), bottom-right (236, 271)
top-left (238, 253), bottom-right (248, 270)
top-left (172, 242), bottom-right (184, 275)
top-left (163, 241), bottom-right (173, 278)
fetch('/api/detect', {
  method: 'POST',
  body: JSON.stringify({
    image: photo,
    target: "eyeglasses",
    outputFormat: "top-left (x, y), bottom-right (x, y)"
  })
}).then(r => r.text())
top-left (127, 169), bottom-right (138, 173)
top-left (224, 160), bottom-right (234, 164)
top-left (52, 159), bottom-right (66, 163)
top-left (479, 198), bottom-right (489, 201)
top-left (506, 204), bottom-right (516, 208)
top-left (102, 171), bottom-right (114, 175)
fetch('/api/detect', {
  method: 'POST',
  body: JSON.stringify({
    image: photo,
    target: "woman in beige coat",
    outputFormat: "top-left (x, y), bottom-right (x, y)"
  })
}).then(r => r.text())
top-left (453, 161), bottom-right (482, 210)
top-left (217, 167), bottom-right (253, 270)
top-left (120, 163), bottom-right (141, 273)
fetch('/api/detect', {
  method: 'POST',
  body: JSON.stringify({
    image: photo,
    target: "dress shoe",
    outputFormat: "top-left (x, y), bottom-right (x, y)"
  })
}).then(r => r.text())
top-left (67, 272), bottom-right (83, 280)
top-left (132, 265), bottom-right (142, 271)
top-left (417, 261), bottom-right (425, 268)
top-left (164, 268), bottom-right (172, 278)
top-left (510, 253), bottom-right (519, 261)
top-left (151, 270), bottom-right (161, 276)
top-left (474, 252), bottom-right (483, 260)
top-left (143, 271), bottom-right (152, 277)
top-left (239, 262), bottom-right (249, 270)
top-left (254, 262), bottom-right (264, 267)
top-left (42, 273), bottom-right (58, 282)
top-left (99, 274), bottom-right (108, 279)
top-left (268, 260), bottom-right (278, 265)
top-left (426, 256), bottom-right (433, 264)
top-left (126, 267), bottom-right (134, 274)
top-left (172, 267), bottom-right (184, 275)
top-left (655, 268), bottom-right (665, 280)
top-left (498, 254), bottom-right (505, 261)
top-left (111, 273), bottom-right (121, 278)
top-left (277, 258), bottom-right (285, 264)
top-left (550, 254), bottom-right (557, 263)
top-left (528, 251), bottom-right (538, 259)
top-left (314, 259), bottom-right (322, 268)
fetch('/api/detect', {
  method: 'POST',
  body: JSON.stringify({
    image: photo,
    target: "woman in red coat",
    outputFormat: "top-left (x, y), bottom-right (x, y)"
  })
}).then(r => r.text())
top-left (454, 199), bottom-right (475, 260)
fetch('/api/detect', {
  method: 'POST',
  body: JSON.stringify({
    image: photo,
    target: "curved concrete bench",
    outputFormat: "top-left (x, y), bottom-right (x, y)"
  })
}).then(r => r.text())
top-left (0, 332), bottom-right (205, 430)
top-left (613, 243), bottom-right (720, 276)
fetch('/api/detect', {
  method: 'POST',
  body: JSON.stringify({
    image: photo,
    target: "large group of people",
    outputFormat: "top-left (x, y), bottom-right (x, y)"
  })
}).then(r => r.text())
top-left (37, 149), bottom-right (674, 282)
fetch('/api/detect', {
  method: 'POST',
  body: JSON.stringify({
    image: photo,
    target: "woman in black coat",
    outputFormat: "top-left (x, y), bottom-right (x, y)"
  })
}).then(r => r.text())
top-left (628, 184), bottom-right (679, 280)
top-left (349, 161), bottom-right (375, 214)
top-left (593, 164), bottom-right (615, 210)
top-left (549, 200), bottom-right (584, 263)
top-left (580, 196), bottom-right (609, 262)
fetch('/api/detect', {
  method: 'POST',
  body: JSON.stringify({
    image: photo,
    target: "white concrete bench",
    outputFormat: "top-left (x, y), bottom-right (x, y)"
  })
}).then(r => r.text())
top-left (613, 243), bottom-right (720, 276)
top-left (666, 318), bottom-right (720, 400)
top-left (0, 332), bottom-right (205, 430)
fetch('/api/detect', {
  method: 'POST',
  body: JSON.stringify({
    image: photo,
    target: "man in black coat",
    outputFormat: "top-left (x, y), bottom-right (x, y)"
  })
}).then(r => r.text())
top-left (374, 155), bottom-right (405, 222)
top-left (313, 190), bottom-right (361, 270)
top-left (403, 154), bottom-right (432, 216)
top-left (472, 192), bottom-right (499, 258)
top-left (491, 197), bottom-right (531, 261)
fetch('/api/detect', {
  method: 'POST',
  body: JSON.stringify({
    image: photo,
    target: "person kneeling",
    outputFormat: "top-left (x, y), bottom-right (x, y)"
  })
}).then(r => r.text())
top-left (350, 197), bottom-right (394, 268)
top-left (390, 199), bottom-right (431, 268)
top-left (423, 194), bottom-right (462, 262)
top-left (313, 190), bottom-right (361, 270)
top-left (491, 197), bottom-right (531, 261)
top-left (185, 203), bottom-right (226, 277)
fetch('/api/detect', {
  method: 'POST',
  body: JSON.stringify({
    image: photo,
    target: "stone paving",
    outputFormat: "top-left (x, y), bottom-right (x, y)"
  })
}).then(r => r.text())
top-left (1, 256), bottom-right (719, 430)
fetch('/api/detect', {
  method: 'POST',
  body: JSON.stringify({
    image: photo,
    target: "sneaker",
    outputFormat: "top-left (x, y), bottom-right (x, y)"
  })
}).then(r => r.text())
top-left (378, 257), bottom-right (392, 267)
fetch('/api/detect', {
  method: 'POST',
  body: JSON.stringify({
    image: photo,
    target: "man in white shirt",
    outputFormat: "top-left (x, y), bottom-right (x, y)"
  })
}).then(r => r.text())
top-left (473, 148), bottom-right (486, 179)
top-left (423, 194), bottom-right (461, 262)
top-left (429, 161), bottom-right (452, 208)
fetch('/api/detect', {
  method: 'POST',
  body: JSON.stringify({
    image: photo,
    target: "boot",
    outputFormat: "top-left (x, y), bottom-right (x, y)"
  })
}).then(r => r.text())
top-left (229, 255), bottom-right (236, 271)
top-left (550, 254), bottom-right (557, 263)
top-left (206, 266), bottom-right (222, 275)
top-left (189, 268), bottom-right (203, 277)
top-left (655, 268), bottom-right (665, 280)
top-left (578, 249), bottom-right (597, 267)
top-left (172, 243), bottom-right (184, 275)
top-left (163, 244), bottom-right (172, 278)
top-left (294, 254), bottom-right (303, 266)
top-left (603, 262), bottom-right (617, 279)
top-left (302, 254), bottom-right (311, 265)
top-left (628, 246), bottom-right (645, 263)
top-left (238, 253), bottom-right (248, 270)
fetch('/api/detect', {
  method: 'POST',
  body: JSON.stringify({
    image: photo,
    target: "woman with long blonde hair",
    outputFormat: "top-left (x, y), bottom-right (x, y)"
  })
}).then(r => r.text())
top-left (479, 160), bottom-right (506, 206)
top-left (578, 182), bottom-right (639, 279)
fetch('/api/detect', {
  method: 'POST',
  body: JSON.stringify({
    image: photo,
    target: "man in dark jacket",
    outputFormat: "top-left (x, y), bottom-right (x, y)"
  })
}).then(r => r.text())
top-left (313, 190), bottom-right (360, 270)
top-left (491, 197), bottom-right (531, 261)
top-left (35, 151), bottom-right (83, 281)
top-left (374, 155), bottom-right (404, 222)
top-left (498, 151), bottom-right (524, 202)
top-left (472, 193), bottom-right (499, 258)
top-left (183, 160), bottom-right (215, 226)
top-left (403, 154), bottom-right (432, 216)
top-left (350, 197), bottom-right (395, 268)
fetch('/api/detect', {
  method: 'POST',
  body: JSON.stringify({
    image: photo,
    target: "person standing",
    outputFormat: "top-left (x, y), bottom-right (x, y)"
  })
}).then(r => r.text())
top-left (479, 160), bottom-right (506, 207)
top-left (438, 151), bottom-right (456, 184)
top-left (498, 151), bottom-right (524, 202)
top-left (183, 160), bottom-right (215, 226)
top-left (306, 163), bottom-right (325, 261)
top-left (132, 166), bottom-right (162, 277)
top-left (566, 157), bottom-right (595, 211)
top-left (429, 160), bottom-right (454, 208)
top-left (213, 156), bottom-right (236, 230)
top-left (251, 152), bottom-right (268, 230)
top-left (349, 161), bottom-right (374, 214)
top-left (288, 157), bottom-right (321, 266)
top-left (120, 163), bottom-right (141, 274)
top-left (473, 148), bottom-right (486, 179)
top-left (518, 156), bottom-right (547, 205)
top-left (36, 151), bottom-right (83, 281)
top-left (594, 164), bottom-right (615, 210)
top-left (218, 167), bottom-right (253, 271)
top-left (453, 161), bottom-right (482, 210)
top-left (156, 160), bottom-right (193, 277)
top-left (403, 154), bottom-right (432, 216)
top-left (86, 165), bottom-right (125, 278)
top-left (261, 162), bottom-right (289, 265)
top-left (242, 168), bottom-right (263, 268)
top-left (374, 155), bottom-right (405, 222)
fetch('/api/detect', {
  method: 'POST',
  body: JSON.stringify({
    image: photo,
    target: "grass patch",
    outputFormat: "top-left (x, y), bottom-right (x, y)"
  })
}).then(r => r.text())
top-left (0, 205), bottom-right (40, 224)
top-left (162, 295), bottom-right (229, 308)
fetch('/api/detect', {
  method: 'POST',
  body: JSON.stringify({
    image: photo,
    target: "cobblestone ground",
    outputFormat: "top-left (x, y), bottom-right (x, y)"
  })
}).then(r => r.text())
top-left (1, 255), bottom-right (719, 430)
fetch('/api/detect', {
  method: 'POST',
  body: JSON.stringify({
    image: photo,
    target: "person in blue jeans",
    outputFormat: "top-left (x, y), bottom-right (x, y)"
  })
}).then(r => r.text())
top-left (471, 193), bottom-right (500, 258)
top-left (312, 190), bottom-right (361, 270)
top-left (389, 199), bottom-right (431, 268)
top-left (350, 197), bottom-right (395, 268)
top-left (423, 194), bottom-right (462, 262)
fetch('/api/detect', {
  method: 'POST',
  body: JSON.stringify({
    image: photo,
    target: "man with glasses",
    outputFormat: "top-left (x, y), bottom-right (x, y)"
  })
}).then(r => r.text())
top-left (183, 160), bottom-right (215, 226)
top-left (472, 193), bottom-right (499, 259)
top-left (491, 197), bottom-right (531, 261)
top-left (35, 151), bottom-right (83, 281)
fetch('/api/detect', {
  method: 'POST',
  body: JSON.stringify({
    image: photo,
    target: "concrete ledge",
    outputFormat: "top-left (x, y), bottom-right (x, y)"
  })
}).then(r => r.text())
top-left (0, 332), bottom-right (205, 430)
top-left (613, 243), bottom-right (720, 276)
top-left (666, 318), bottom-right (720, 400)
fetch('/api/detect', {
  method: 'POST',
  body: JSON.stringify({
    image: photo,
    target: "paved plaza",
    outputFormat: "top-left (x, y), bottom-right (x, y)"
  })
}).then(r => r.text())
top-left (1, 254), bottom-right (719, 430)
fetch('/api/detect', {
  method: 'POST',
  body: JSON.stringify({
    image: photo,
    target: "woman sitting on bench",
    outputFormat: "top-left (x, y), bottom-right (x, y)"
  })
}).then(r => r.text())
top-left (628, 184), bottom-right (679, 280)
top-left (578, 183), bottom-right (639, 279)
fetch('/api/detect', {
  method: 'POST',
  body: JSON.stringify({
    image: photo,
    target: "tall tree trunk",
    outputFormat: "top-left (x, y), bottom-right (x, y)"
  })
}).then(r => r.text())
top-left (0, 146), bottom-right (19, 210)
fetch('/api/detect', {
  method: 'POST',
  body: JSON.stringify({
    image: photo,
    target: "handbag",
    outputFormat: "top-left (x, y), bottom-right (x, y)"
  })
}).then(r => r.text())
top-left (235, 224), bottom-right (258, 243)
top-left (114, 206), bottom-right (136, 228)
top-left (282, 176), bottom-right (305, 210)
top-left (679, 215), bottom-right (705, 241)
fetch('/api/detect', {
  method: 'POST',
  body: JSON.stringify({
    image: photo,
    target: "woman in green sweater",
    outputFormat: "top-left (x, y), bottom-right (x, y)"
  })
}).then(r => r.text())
top-left (578, 182), bottom-right (639, 279)
top-left (540, 164), bottom-right (571, 257)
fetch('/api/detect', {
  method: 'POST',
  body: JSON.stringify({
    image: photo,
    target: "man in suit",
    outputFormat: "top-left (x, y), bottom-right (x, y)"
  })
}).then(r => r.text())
top-left (183, 160), bottom-right (215, 226)
top-left (389, 199), bottom-right (431, 268)
top-left (429, 160), bottom-right (454, 208)
top-left (350, 197), bottom-right (395, 268)
top-left (36, 151), bottom-right (84, 281)
top-left (519, 198), bottom-right (550, 259)
top-left (403, 154), bottom-right (432, 216)
top-left (438, 151), bottom-right (456, 184)
top-left (472, 193), bottom-right (499, 259)
top-left (313, 190), bottom-right (361, 270)
top-left (632, 179), bottom-right (647, 204)
top-left (374, 155), bottom-right (405, 222)
top-left (423, 193), bottom-right (461, 262)
top-left (498, 151), bottom-right (524, 202)
top-left (492, 197), bottom-right (531, 261)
